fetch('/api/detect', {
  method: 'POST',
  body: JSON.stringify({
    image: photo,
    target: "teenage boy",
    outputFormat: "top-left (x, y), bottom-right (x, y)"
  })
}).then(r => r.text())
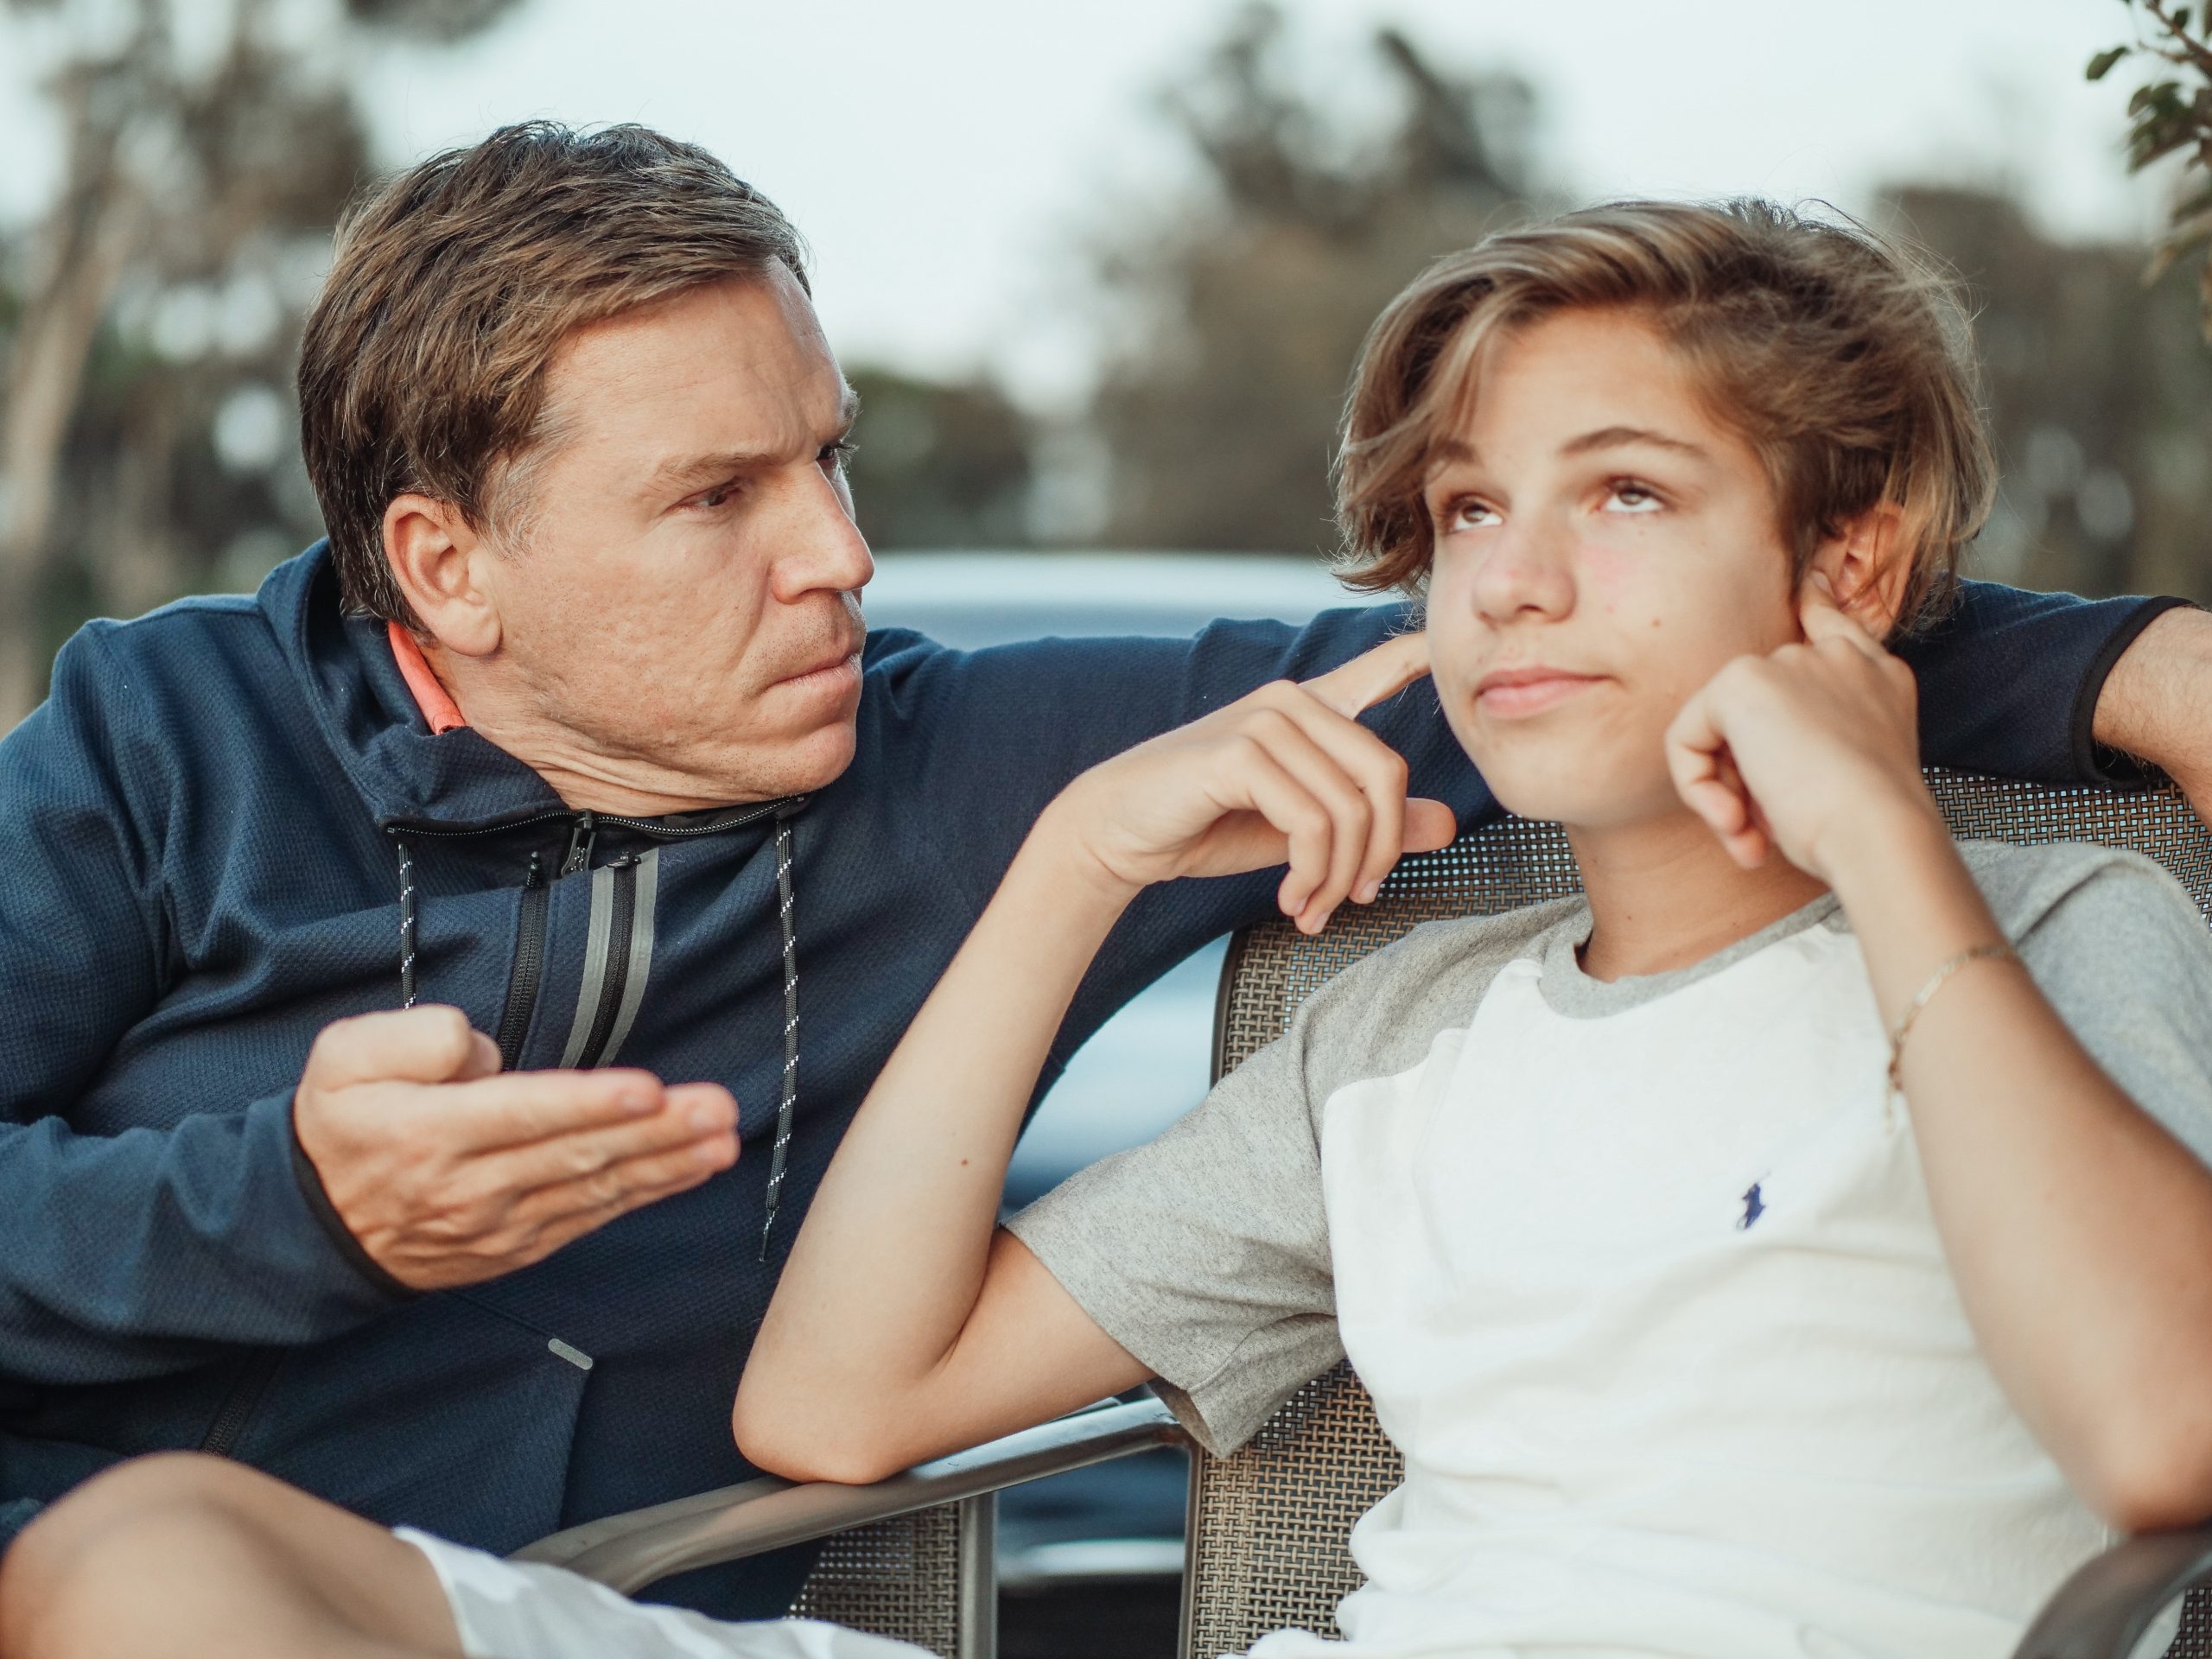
top-left (736, 200), bottom-right (2212, 1657)
top-left (7, 200), bottom-right (2212, 1659)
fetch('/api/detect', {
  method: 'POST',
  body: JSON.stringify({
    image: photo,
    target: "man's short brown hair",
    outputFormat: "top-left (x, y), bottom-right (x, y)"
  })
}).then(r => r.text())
top-left (1334, 199), bottom-right (1996, 634)
top-left (299, 121), bottom-right (809, 622)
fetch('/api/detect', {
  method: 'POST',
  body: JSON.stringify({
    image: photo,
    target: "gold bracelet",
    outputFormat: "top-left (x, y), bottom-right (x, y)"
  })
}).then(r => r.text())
top-left (1886, 940), bottom-right (2020, 1093)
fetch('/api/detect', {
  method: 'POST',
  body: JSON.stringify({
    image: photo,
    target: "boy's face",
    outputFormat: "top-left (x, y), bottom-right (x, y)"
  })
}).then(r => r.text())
top-left (1423, 306), bottom-right (1802, 831)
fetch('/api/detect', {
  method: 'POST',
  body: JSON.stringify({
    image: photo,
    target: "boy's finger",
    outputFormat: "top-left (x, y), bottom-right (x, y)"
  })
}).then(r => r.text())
top-left (1403, 798), bottom-right (1457, 855)
top-left (1301, 632), bottom-right (1432, 720)
top-left (1798, 575), bottom-right (1886, 661)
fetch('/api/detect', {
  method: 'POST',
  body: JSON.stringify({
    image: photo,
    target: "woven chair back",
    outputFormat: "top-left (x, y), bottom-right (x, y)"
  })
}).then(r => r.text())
top-left (1187, 772), bottom-right (2212, 1659)
top-left (789, 1505), bottom-right (964, 1656)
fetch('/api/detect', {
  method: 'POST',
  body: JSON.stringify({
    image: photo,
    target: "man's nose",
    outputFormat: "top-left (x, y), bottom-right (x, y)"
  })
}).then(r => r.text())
top-left (1469, 517), bottom-right (1576, 624)
top-left (771, 463), bottom-right (874, 602)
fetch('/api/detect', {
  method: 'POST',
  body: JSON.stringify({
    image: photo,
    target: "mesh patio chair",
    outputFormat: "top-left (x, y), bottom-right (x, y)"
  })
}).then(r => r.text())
top-left (520, 769), bottom-right (2212, 1659)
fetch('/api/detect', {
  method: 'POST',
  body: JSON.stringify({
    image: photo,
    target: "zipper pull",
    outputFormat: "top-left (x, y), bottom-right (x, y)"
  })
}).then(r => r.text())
top-left (523, 850), bottom-right (543, 891)
top-left (561, 810), bottom-right (597, 878)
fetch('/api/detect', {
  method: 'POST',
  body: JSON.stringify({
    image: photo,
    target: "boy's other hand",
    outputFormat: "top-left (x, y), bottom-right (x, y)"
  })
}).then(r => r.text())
top-left (1045, 632), bottom-right (1454, 933)
top-left (1664, 575), bottom-right (1946, 884)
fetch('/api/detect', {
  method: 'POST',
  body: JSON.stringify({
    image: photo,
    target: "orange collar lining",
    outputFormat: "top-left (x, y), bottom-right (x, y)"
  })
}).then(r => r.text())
top-left (386, 621), bottom-right (467, 734)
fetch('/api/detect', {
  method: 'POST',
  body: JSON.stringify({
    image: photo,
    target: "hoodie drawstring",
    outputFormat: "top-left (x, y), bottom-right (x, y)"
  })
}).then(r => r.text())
top-left (396, 839), bottom-right (418, 1009)
top-left (391, 804), bottom-right (804, 1259)
top-left (760, 810), bottom-right (801, 1260)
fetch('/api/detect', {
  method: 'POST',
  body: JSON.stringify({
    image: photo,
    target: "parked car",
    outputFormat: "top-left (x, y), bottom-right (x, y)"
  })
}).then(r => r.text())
top-left (860, 552), bottom-right (1370, 1644)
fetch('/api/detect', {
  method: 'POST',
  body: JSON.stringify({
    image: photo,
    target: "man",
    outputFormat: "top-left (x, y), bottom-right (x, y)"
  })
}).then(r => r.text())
top-left (0, 120), bottom-right (2206, 1624)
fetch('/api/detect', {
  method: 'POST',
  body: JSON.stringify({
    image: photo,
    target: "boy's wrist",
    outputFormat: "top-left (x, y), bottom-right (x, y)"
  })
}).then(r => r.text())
top-left (1018, 800), bottom-right (1148, 918)
top-left (1818, 791), bottom-right (1965, 916)
top-left (1821, 796), bottom-right (2000, 973)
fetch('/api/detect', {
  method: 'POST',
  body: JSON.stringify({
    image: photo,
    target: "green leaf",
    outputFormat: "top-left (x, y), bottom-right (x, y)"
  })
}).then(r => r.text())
top-left (2088, 44), bottom-right (2129, 79)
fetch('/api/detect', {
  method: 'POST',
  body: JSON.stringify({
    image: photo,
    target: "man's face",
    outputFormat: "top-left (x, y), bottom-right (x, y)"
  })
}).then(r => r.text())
top-left (473, 266), bottom-right (871, 806)
top-left (1423, 306), bottom-right (1801, 831)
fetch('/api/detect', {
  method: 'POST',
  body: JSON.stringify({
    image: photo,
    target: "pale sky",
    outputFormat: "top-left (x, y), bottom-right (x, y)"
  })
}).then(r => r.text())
top-left (0, 0), bottom-right (2177, 407)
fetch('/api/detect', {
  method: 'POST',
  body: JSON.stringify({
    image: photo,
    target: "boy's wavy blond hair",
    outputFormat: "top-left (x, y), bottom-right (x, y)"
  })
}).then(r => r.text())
top-left (1334, 199), bottom-right (1995, 633)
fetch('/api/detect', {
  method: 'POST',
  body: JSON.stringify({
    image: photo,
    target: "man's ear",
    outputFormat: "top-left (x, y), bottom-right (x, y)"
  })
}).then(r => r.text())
top-left (383, 495), bottom-right (501, 659)
top-left (1808, 503), bottom-right (1910, 638)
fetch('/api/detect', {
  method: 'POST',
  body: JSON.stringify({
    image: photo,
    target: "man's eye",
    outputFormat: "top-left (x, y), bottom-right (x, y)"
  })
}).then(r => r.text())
top-left (694, 484), bottom-right (738, 511)
top-left (1443, 498), bottom-right (1501, 531)
top-left (1605, 480), bottom-right (1662, 513)
top-left (820, 440), bottom-right (857, 472)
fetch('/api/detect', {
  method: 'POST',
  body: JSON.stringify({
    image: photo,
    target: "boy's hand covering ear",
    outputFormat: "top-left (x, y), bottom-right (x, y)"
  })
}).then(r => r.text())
top-left (1046, 632), bottom-right (1454, 933)
top-left (1664, 575), bottom-right (1944, 883)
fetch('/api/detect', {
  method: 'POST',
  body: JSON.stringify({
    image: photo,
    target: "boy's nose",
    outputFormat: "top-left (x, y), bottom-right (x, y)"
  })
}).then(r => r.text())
top-left (1471, 520), bottom-right (1577, 623)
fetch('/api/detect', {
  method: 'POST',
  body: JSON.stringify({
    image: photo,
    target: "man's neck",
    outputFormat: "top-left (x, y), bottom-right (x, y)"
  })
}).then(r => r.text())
top-left (1568, 809), bottom-right (1829, 982)
top-left (412, 635), bottom-right (769, 818)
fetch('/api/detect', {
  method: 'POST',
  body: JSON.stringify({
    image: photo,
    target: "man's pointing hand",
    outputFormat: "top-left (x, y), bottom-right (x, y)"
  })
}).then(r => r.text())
top-left (293, 1006), bottom-right (739, 1291)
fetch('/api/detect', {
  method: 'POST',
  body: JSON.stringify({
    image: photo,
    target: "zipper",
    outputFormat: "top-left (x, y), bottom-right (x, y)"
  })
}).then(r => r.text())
top-left (573, 855), bottom-right (639, 1069)
top-left (493, 853), bottom-right (548, 1071)
top-left (199, 1350), bottom-right (283, 1458)
top-left (397, 798), bottom-right (791, 845)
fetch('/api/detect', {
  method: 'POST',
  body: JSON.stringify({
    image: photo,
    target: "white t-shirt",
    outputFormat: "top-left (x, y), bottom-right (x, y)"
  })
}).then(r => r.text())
top-left (1011, 842), bottom-right (2212, 1658)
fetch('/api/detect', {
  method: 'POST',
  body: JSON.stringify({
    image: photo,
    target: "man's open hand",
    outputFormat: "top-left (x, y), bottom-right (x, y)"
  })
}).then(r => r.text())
top-left (293, 1007), bottom-right (739, 1291)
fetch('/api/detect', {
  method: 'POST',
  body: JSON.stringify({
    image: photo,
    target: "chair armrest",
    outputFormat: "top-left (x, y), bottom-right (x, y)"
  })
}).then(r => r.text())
top-left (511, 1396), bottom-right (1191, 1596)
top-left (2014, 1527), bottom-right (2212, 1659)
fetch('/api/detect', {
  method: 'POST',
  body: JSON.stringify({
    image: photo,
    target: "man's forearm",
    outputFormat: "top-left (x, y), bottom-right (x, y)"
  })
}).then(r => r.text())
top-left (2093, 603), bottom-right (2212, 819)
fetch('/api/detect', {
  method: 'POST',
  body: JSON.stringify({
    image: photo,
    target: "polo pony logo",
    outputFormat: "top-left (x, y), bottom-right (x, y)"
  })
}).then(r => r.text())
top-left (1738, 1181), bottom-right (1767, 1231)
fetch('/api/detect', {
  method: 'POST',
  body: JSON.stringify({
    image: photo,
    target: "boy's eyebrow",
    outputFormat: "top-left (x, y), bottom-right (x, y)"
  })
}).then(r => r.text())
top-left (1559, 425), bottom-right (1709, 461)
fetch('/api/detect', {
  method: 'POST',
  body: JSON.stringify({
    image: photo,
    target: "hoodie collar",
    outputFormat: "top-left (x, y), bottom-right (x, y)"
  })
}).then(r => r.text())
top-left (269, 542), bottom-right (571, 833)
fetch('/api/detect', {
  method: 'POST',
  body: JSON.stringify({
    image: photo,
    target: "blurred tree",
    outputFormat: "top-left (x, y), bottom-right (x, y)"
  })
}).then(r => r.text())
top-left (0, 0), bottom-right (523, 726)
top-left (2088, 0), bottom-right (2212, 336)
top-left (1084, 3), bottom-right (1539, 557)
top-left (844, 365), bottom-right (1036, 550)
top-left (1889, 186), bottom-right (2212, 604)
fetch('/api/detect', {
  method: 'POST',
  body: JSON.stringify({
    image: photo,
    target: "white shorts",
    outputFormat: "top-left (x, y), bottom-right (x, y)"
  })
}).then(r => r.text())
top-left (397, 1528), bottom-right (930, 1659)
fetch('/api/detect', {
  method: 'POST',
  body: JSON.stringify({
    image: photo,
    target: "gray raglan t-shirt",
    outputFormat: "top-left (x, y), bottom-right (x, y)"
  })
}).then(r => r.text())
top-left (1006, 839), bottom-right (2212, 1459)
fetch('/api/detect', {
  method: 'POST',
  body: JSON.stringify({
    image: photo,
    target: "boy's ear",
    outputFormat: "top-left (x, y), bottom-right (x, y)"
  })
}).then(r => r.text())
top-left (1808, 503), bottom-right (1910, 638)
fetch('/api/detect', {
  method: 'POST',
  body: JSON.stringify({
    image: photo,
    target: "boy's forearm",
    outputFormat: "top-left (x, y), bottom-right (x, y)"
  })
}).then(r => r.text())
top-left (742, 812), bottom-right (1135, 1443)
top-left (1828, 823), bottom-right (2212, 1522)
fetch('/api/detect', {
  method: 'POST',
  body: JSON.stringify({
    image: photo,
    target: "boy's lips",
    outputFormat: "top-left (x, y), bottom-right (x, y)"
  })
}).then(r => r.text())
top-left (1473, 665), bottom-right (1606, 718)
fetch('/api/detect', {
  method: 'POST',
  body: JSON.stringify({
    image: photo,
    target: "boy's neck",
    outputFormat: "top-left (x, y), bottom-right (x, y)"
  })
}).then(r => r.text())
top-left (1569, 810), bottom-right (1830, 982)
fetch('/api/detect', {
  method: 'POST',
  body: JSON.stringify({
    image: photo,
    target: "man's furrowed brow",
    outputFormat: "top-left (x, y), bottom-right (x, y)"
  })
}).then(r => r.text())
top-left (644, 449), bottom-right (778, 496)
top-left (1560, 425), bottom-right (1709, 461)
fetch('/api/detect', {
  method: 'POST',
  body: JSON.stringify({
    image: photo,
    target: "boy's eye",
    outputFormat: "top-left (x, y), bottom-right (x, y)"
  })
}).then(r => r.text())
top-left (1605, 480), bottom-right (1662, 513)
top-left (1440, 497), bottom-right (1502, 531)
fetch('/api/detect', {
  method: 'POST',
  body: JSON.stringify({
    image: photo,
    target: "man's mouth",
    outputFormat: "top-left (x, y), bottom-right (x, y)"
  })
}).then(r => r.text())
top-left (775, 649), bottom-right (864, 694)
top-left (1472, 665), bottom-right (1606, 719)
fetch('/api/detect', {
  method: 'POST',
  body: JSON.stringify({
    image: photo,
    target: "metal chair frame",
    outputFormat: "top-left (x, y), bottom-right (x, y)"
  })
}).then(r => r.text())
top-left (523, 772), bottom-right (2212, 1659)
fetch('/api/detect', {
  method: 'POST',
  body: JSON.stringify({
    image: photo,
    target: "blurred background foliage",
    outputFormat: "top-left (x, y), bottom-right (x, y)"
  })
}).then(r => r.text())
top-left (2, 0), bottom-right (2209, 726)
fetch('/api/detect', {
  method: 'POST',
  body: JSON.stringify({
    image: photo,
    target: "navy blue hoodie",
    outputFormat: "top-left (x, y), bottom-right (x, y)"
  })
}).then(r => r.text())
top-left (0, 543), bottom-right (2179, 1615)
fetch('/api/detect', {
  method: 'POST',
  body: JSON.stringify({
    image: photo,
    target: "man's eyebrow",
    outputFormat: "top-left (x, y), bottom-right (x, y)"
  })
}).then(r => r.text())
top-left (1559, 425), bottom-right (1708, 460)
top-left (642, 388), bottom-right (863, 497)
